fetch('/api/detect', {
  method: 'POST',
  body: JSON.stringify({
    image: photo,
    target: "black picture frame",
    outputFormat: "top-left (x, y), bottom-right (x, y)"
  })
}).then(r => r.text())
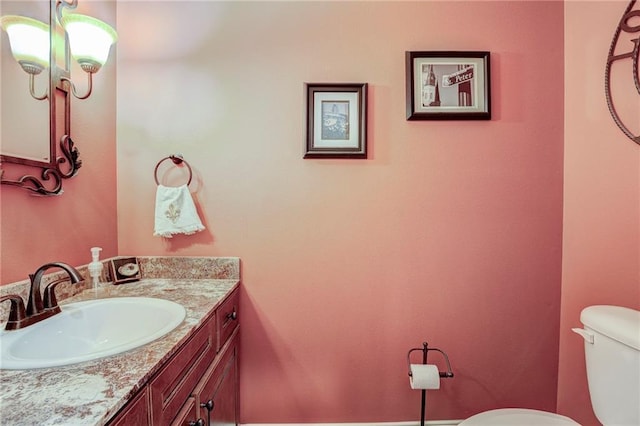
top-left (406, 51), bottom-right (491, 120)
top-left (304, 83), bottom-right (368, 159)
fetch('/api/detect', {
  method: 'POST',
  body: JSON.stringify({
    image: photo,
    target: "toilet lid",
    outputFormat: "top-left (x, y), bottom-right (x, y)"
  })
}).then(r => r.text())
top-left (459, 408), bottom-right (580, 425)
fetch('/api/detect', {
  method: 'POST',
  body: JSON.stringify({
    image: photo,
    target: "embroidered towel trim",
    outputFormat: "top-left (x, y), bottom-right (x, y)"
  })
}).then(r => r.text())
top-left (154, 184), bottom-right (205, 238)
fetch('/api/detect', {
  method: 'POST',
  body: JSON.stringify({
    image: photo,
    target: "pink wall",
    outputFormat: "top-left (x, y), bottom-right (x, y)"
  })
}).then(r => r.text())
top-left (117, 1), bottom-right (564, 422)
top-left (0, 1), bottom-right (118, 285)
top-left (4, 1), bottom-right (637, 423)
top-left (558, 2), bottom-right (640, 425)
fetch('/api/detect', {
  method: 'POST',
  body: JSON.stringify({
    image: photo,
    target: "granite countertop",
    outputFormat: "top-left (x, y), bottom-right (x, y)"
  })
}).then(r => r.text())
top-left (0, 278), bottom-right (239, 426)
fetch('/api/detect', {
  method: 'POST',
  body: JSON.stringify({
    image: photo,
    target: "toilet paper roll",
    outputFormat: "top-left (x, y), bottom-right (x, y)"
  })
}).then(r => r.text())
top-left (409, 364), bottom-right (441, 390)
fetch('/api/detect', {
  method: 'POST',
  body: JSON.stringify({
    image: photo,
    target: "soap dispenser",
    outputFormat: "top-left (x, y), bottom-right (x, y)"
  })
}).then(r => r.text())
top-left (88, 247), bottom-right (103, 288)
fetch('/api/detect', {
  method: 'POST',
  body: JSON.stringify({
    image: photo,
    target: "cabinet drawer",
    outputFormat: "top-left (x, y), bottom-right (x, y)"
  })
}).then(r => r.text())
top-left (216, 289), bottom-right (239, 352)
top-left (150, 314), bottom-right (217, 425)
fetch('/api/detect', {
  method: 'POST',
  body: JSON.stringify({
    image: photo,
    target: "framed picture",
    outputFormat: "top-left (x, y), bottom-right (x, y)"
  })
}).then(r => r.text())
top-left (304, 83), bottom-right (368, 159)
top-left (109, 257), bottom-right (141, 285)
top-left (405, 51), bottom-right (491, 120)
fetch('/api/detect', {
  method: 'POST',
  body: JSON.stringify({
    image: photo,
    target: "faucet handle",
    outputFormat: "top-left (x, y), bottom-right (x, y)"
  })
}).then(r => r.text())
top-left (42, 278), bottom-right (68, 313)
top-left (0, 294), bottom-right (27, 330)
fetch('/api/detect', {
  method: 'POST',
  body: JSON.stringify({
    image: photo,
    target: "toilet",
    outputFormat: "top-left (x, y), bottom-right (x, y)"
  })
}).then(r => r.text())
top-left (459, 305), bottom-right (640, 426)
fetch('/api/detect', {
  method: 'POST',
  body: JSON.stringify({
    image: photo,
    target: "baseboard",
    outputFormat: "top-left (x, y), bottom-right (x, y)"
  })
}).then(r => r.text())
top-left (242, 421), bottom-right (463, 426)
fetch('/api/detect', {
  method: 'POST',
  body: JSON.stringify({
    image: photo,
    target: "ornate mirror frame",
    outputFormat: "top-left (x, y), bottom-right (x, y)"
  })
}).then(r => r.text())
top-left (0, 0), bottom-right (81, 196)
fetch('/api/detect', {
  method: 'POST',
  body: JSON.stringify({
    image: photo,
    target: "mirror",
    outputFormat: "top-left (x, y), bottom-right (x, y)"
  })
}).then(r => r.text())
top-left (1, 2), bottom-right (50, 163)
top-left (0, 0), bottom-right (89, 196)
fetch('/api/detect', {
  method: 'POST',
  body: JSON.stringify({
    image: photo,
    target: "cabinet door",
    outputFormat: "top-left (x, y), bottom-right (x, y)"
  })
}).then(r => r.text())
top-left (209, 344), bottom-right (238, 426)
top-left (107, 387), bottom-right (150, 426)
top-left (150, 314), bottom-right (217, 424)
top-left (195, 331), bottom-right (239, 426)
top-left (171, 397), bottom-right (205, 426)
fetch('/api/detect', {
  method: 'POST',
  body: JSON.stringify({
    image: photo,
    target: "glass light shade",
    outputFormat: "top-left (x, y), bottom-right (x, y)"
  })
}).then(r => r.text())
top-left (60, 14), bottom-right (117, 73)
top-left (0, 15), bottom-right (49, 73)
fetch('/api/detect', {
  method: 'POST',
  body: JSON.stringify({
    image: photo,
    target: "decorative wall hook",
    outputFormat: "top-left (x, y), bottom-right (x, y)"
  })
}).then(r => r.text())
top-left (605, 0), bottom-right (640, 145)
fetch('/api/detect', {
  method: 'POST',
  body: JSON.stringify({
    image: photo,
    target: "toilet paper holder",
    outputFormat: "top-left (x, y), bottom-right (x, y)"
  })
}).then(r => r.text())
top-left (407, 342), bottom-right (454, 380)
top-left (407, 342), bottom-right (454, 426)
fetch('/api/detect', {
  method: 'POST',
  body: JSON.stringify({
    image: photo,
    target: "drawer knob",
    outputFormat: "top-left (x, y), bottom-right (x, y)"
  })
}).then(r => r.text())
top-left (200, 399), bottom-right (214, 412)
top-left (188, 419), bottom-right (205, 426)
top-left (226, 310), bottom-right (237, 321)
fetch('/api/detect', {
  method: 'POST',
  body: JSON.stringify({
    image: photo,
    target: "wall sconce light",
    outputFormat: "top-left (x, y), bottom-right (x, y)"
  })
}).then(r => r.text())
top-left (1, 2), bottom-right (117, 101)
top-left (0, 0), bottom-right (117, 195)
top-left (60, 13), bottom-right (117, 99)
top-left (0, 16), bottom-right (50, 99)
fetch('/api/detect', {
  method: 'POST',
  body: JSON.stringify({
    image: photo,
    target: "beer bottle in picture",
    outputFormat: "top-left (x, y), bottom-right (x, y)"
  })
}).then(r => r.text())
top-left (432, 79), bottom-right (441, 107)
top-left (422, 64), bottom-right (437, 107)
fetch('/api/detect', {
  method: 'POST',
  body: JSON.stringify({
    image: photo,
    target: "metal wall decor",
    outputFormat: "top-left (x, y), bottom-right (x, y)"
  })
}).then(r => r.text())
top-left (605, 0), bottom-right (640, 145)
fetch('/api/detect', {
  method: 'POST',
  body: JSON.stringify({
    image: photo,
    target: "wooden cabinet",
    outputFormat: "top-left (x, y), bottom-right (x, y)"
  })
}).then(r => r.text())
top-left (108, 387), bottom-right (150, 426)
top-left (216, 289), bottom-right (239, 352)
top-left (150, 313), bottom-right (217, 424)
top-left (107, 288), bottom-right (239, 426)
top-left (194, 330), bottom-right (239, 425)
top-left (171, 397), bottom-right (200, 426)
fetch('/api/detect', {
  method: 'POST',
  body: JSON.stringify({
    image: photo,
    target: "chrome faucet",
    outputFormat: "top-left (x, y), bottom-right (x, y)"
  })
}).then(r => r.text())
top-left (1, 262), bottom-right (84, 331)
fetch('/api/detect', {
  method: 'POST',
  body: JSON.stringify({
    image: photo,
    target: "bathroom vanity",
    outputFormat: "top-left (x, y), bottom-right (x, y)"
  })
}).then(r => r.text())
top-left (110, 285), bottom-right (239, 425)
top-left (0, 271), bottom-right (240, 425)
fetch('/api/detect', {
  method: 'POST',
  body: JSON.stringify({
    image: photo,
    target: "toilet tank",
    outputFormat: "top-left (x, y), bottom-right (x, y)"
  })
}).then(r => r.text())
top-left (578, 305), bottom-right (640, 426)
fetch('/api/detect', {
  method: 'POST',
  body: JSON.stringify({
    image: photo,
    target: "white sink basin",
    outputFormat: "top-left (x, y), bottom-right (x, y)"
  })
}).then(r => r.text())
top-left (0, 297), bottom-right (186, 370)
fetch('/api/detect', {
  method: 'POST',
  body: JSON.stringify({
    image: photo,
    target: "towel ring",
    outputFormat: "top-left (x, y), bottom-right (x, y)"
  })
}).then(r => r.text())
top-left (154, 154), bottom-right (193, 186)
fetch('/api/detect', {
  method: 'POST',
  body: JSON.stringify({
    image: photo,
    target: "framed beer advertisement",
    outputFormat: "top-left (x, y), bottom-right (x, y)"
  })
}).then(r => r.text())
top-left (304, 83), bottom-right (368, 159)
top-left (405, 51), bottom-right (491, 120)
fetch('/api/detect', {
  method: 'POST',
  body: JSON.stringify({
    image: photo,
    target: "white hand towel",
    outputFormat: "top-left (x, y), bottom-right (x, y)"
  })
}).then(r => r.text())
top-left (154, 184), bottom-right (205, 238)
